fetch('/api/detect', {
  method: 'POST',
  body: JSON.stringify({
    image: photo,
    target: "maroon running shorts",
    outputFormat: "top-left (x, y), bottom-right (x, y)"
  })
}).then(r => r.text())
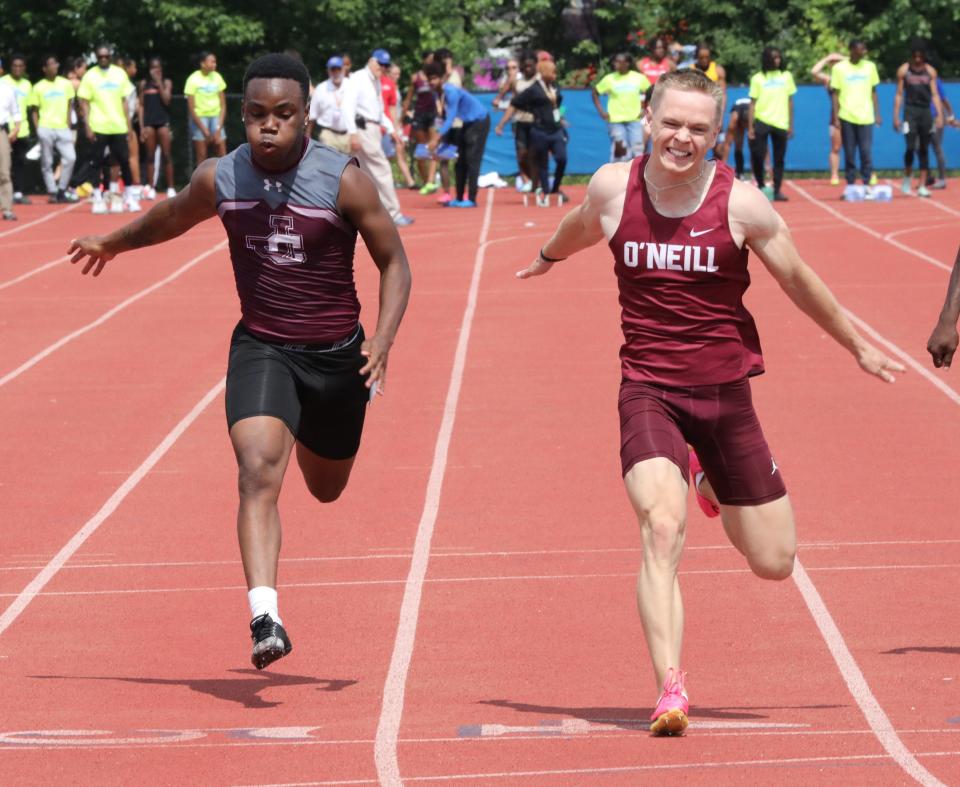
top-left (618, 376), bottom-right (787, 506)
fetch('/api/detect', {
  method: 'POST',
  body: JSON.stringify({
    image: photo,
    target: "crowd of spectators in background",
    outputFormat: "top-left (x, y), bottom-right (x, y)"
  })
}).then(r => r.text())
top-left (0, 36), bottom-right (957, 221)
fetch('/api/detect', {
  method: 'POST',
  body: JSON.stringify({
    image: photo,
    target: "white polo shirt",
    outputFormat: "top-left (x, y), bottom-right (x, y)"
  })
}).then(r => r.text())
top-left (341, 67), bottom-right (394, 134)
top-left (0, 80), bottom-right (22, 129)
top-left (309, 77), bottom-right (352, 132)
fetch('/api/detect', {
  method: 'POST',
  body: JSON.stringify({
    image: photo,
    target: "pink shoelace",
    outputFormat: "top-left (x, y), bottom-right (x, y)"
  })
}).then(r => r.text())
top-left (651, 667), bottom-right (689, 720)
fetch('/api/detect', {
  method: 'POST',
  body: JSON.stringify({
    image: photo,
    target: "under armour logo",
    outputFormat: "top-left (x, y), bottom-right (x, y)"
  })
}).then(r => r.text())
top-left (263, 178), bottom-right (284, 192)
top-left (245, 215), bottom-right (306, 266)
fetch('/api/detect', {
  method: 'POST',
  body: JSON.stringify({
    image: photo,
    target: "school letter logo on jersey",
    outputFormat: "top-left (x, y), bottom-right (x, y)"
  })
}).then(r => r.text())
top-left (245, 215), bottom-right (306, 266)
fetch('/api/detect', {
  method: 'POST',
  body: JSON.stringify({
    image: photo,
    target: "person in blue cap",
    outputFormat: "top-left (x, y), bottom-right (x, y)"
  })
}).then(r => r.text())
top-left (308, 54), bottom-right (353, 154)
top-left (425, 61), bottom-right (490, 207)
top-left (342, 50), bottom-right (414, 226)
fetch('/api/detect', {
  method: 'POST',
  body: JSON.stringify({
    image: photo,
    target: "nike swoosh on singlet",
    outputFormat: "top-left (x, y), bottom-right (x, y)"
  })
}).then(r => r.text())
top-left (690, 228), bottom-right (717, 237)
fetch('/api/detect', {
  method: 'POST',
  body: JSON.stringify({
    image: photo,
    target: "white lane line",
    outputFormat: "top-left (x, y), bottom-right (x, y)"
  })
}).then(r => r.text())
top-left (4, 727), bottom-right (957, 757)
top-left (0, 254), bottom-right (69, 291)
top-left (251, 750), bottom-right (960, 786)
top-left (374, 189), bottom-right (496, 786)
top-left (792, 561), bottom-right (946, 786)
top-left (0, 377), bottom-right (225, 637)
top-left (812, 308), bottom-right (959, 785)
top-left (786, 182), bottom-right (952, 272)
top-left (842, 308), bottom-right (960, 405)
top-left (0, 241), bottom-right (226, 389)
top-left (908, 192), bottom-right (960, 219)
top-left (6, 562), bottom-right (960, 598)
top-left (0, 202), bottom-right (82, 240)
top-left (884, 221), bottom-right (957, 242)
top-left (3, 537), bottom-right (958, 572)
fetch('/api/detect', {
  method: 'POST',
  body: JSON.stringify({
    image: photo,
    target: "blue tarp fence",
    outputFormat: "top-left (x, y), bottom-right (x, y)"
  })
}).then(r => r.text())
top-left (474, 82), bottom-right (960, 176)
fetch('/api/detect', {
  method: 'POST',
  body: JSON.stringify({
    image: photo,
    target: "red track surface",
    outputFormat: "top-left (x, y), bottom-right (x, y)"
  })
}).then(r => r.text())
top-left (0, 180), bottom-right (957, 786)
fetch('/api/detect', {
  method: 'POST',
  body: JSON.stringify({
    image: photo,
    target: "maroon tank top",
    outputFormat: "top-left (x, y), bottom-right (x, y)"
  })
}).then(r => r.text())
top-left (609, 156), bottom-right (764, 386)
top-left (215, 140), bottom-right (360, 344)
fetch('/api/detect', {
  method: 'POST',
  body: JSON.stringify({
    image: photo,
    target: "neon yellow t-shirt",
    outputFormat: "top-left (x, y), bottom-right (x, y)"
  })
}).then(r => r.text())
top-left (28, 77), bottom-right (76, 130)
top-left (184, 70), bottom-right (227, 117)
top-left (0, 75), bottom-right (32, 119)
top-left (830, 59), bottom-right (879, 125)
top-left (749, 70), bottom-right (797, 130)
top-left (595, 71), bottom-right (651, 123)
top-left (77, 65), bottom-right (133, 134)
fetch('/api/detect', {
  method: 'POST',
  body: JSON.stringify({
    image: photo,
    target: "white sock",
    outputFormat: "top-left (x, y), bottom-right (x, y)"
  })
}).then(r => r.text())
top-left (694, 470), bottom-right (706, 493)
top-left (248, 586), bottom-right (281, 625)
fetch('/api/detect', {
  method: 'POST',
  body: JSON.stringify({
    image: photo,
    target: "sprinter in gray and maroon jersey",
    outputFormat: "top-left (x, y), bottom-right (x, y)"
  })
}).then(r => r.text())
top-left (68, 53), bottom-right (412, 671)
top-left (516, 69), bottom-right (903, 737)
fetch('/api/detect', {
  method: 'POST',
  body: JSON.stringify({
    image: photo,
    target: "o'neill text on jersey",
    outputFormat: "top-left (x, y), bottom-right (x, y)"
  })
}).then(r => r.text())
top-left (622, 241), bottom-right (719, 273)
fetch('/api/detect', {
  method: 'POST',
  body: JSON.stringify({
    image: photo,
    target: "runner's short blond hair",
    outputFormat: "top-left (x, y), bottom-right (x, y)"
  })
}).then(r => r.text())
top-left (649, 68), bottom-right (724, 124)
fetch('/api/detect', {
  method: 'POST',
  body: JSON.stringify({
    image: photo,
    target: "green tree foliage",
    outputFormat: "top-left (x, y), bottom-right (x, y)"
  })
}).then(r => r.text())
top-left (0, 0), bottom-right (956, 89)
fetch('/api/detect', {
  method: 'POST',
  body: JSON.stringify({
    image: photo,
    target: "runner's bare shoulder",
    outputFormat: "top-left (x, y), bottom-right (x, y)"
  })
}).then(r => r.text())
top-left (587, 162), bottom-right (632, 208)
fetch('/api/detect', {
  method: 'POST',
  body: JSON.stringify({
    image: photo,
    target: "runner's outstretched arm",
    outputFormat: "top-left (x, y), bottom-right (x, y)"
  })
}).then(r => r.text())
top-left (68, 159), bottom-right (218, 276)
top-left (927, 245), bottom-right (960, 368)
top-left (337, 163), bottom-right (412, 391)
top-left (735, 183), bottom-right (905, 383)
top-left (515, 164), bottom-right (614, 279)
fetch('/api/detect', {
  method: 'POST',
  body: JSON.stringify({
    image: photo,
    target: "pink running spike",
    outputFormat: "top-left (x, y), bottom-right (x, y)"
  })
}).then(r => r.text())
top-left (650, 667), bottom-right (689, 736)
top-left (689, 448), bottom-right (720, 518)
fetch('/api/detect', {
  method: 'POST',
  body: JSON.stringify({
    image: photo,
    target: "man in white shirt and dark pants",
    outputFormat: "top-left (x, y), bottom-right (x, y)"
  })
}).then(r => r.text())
top-left (0, 76), bottom-right (22, 220)
top-left (342, 49), bottom-right (413, 227)
top-left (308, 55), bottom-right (353, 155)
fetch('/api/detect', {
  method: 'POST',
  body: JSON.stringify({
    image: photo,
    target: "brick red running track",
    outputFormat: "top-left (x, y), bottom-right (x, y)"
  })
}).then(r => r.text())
top-left (0, 182), bottom-right (957, 785)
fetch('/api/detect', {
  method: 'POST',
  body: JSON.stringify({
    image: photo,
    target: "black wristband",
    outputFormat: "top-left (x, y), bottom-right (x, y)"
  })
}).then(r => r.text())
top-left (539, 248), bottom-right (566, 263)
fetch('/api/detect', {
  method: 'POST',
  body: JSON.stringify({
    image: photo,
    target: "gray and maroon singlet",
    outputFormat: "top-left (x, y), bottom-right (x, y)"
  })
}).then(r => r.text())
top-left (216, 140), bottom-right (360, 344)
top-left (609, 155), bottom-right (764, 387)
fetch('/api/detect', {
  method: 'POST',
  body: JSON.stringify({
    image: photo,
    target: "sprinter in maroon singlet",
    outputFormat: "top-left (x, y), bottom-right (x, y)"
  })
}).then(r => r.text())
top-left (517, 70), bottom-right (904, 736)
top-left (68, 54), bottom-right (412, 670)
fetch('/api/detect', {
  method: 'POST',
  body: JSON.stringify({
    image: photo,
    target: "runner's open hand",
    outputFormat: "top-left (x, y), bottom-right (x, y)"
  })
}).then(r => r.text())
top-left (515, 257), bottom-right (554, 280)
top-left (360, 334), bottom-right (391, 393)
top-left (68, 236), bottom-right (116, 276)
top-left (927, 321), bottom-right (958, 369)
top-left (856, 344), bottom-right (906, 383)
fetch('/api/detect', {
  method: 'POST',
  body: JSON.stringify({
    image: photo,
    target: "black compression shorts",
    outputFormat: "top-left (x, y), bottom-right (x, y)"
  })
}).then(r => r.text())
top-left (225, 321), bottom-right (369, 459)
top-left (513, 121), bottom-right (533, 155)
top-left (412, 111), bottom-right (436, 132)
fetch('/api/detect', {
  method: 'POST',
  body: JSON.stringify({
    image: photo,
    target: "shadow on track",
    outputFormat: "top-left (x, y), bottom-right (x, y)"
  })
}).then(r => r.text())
top-left (477, 698), bottom-right (845, 729)
top-left (882, 646), bottom-right (960, 656)
top-left (30, 669), bottom-right (357, 709)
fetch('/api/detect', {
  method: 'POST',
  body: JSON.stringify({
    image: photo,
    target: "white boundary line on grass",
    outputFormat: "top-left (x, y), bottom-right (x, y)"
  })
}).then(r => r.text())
top-left (0, 241), bottom-right (226, 389)
top-left (374, 190), bottom-right (496, 786)
top-left (0, 376), bottom-right (226, 637)
top-left (0, 201), bottom-right (82, 240)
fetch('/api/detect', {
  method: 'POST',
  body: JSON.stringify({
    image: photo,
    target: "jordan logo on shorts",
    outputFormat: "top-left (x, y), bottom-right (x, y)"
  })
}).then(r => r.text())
top-left (245, 215), bottom-right (306, 266)
top-left (770, 456), bottom-right (778, 476)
